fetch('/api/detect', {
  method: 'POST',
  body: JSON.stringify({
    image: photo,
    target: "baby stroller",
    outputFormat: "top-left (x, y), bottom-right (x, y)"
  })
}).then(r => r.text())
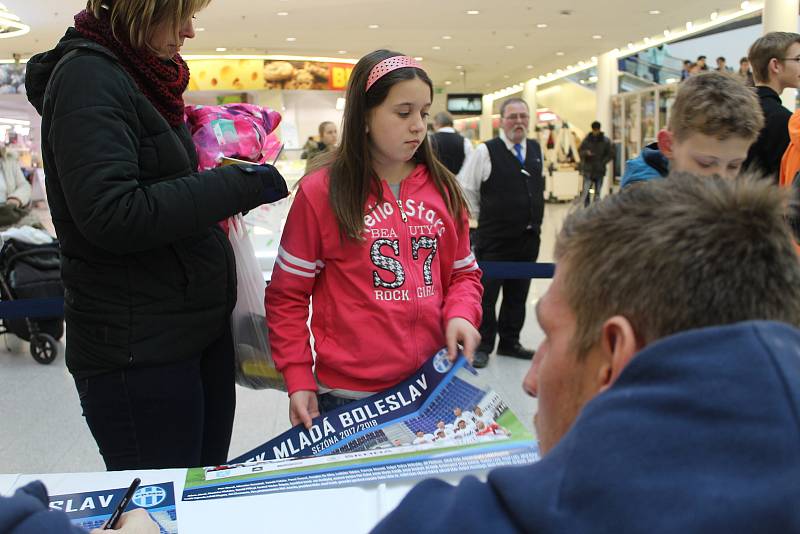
top-left (0, 237), bottom-right (64, 364)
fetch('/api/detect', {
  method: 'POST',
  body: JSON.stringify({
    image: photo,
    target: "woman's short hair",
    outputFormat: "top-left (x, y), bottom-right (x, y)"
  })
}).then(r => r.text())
top-left (86, 0), bottom-right (210, 51)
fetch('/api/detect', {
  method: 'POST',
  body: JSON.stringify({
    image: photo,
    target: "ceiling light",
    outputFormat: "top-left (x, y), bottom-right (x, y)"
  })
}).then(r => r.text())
top-left (741, 1), bottom-right (750, 8)
top-left (196, 27), bottom-right (206, 32)
top-left (368, 24), bottom-right (379, 29)
top-left (592, 34), bottom-right (602, 39)
top-left (664, 29), bottom-right (671, 36)
top-left (578, 60), bottom-right (585, 66)
top-left (556, 51), bottom-right (564, 56)
top-left (649, 10), bottom-right (661, 15)
top-left (710, 10), bottom-right (719, 19)
top-left (432, 45), bottom-right (441, 50)
top-left (556, 69), bottom-right (563, 74)
top-left (442, 35), bottom-right (452, 40)
top-left (644, 37), bottom-right (651, 44)
top-left (0, 5), bottom-right (30, 39)
top-left (459, 71), bottom-right (465, 75)
top-left (536, 23), bottom-right (548, 29)
top-left (686, 21), bottom-right (694, 30)
top-left (277, 11), bottom-right (288, 16)
top-left (526, 64), bottom-right (533, 69)
top-left (627, 42), bottom-right (634, 49)
top-left (505, 45), bottom-right (515, 49)
top-left (591, 56), bottom-right (597, 62)
top-left (566, 64), bottom-right (573, 69)
top-left (445, 80), bottom-right (452, 85)
top-left (503, 75), bottom-right (510, 79)
top-left (414, 56), bottom-right (423, 61)
top-left (466, 10), bottom-right (480, 15)
top-left (286, 37), bottom-right (296, 42)
top-left (338, 50), bottom-right (347, 54)
top-left (216, 47), bottom-right (227, 52)
top-left (456, 65), bottom-right (463, 69)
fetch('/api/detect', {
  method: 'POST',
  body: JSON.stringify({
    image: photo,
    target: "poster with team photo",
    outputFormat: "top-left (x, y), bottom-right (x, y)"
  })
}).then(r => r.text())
top-left (182, 351), bottom-right (538, 501)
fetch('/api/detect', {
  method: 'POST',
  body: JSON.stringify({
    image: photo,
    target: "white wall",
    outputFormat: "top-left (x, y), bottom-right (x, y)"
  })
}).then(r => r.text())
top-left (535, 82), bottom-right (597, 135)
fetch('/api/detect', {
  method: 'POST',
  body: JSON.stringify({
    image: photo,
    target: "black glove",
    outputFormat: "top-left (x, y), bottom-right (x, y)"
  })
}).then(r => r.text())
top-left (239, 163), bottom-right (289, 205)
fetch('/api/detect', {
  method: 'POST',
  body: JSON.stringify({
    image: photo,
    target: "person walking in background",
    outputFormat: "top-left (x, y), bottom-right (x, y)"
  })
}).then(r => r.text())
top-left (0, 147), bottom-right (33, 229)
top-left (715, 56), bottom-right (733, 72)
top-left (304, 120), bottom-right (338, 174)
top-left (696, 55), bottom-right (709, 71)
top-left (578, 121), bottom-right (612, 207)
top-left (738, 57), bottom-right (755, 86)
top-left (644, 44), bottom-right (668, 84)
top-left (457, 98), bottom-right (544, 369)
top-left (431, 111), bottom-right (472, 175)
top-left (25, 0), bottom-right (289, 470)
top-left (743, 31), bottom-right (800, 181)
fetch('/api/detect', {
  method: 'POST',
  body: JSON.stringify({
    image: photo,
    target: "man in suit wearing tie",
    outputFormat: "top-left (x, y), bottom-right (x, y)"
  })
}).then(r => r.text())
top-left (457, 98), bottom-right (545, 368)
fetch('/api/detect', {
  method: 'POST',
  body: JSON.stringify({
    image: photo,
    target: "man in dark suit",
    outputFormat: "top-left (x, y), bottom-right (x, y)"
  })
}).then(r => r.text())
top-left (431, 112), bottom-right (472, 175)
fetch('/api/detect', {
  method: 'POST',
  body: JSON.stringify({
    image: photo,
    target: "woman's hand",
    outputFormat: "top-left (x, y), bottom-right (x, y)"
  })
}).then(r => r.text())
top-left (445, 317), bottom-right (481, 365)
top-left (289, 390), bottom-right (319, 429)
top-left (90, 509), bottom-right (159, 534)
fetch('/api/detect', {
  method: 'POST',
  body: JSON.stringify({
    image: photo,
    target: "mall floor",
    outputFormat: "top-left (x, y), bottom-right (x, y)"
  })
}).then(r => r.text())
top-left (0, 203), bottom-right (572, 475)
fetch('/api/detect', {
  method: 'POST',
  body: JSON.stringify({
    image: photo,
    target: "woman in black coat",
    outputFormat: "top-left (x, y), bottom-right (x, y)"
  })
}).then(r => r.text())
top-left (25, 0), bottom-right (288, 470)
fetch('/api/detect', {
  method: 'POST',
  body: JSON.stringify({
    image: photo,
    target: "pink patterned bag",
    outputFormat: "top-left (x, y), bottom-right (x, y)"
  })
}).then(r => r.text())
top-left (185, 103), bottom-right (282, 170)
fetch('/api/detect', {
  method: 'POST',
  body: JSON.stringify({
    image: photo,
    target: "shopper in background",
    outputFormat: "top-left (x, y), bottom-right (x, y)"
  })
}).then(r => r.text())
top-left (680, 59), bottom-right (691, 81)
top-left (431, 111), bottom-right (472, 175)
top-left (621, 72), bottom-right (763, 188)
top-left (742, 31), bottom-right (800, 182)
top-left (738, 56), bottom-right (755, 86)
top-left (715, 56), bottom-right (733, 72)
top-left (457, 97), bottom-right (544, 369)
top-left (0, 480), bottom-right (158, 534)
top-left (0, 147), bottom-right (33, 229)
top-left (372, 174), bottom-right (800, 534)
top-left (24, 0), bottom-right (289, 470)
top-left (304, 120), bottom-right (338, 174)
top-left (696, 55), bottom-right (709, 71)
top-left (266, 50), bottom-right (482, 429)
top-left (578, 121), bottom-right (612, 207)
top-left (643, 44), bottom-right (668, 84)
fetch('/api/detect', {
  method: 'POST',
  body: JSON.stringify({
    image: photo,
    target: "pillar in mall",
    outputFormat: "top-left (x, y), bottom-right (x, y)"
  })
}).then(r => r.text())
top-left (763, 0), bottom-right (800, 110)
top-left (522, 80), bottom-right (538, 137)
top-left (480, 94), bottom-right (494, 142)
top-left (596, 51), bottom-right (619, 195)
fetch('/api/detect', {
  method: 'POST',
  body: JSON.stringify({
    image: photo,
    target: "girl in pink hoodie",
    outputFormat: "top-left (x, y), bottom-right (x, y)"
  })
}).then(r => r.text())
top-left (266, 50), bottom-right (483, 428)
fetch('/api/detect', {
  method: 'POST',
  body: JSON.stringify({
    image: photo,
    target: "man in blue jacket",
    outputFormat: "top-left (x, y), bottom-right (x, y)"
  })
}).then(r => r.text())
top-left (373, 173), bottom-right (800, 533)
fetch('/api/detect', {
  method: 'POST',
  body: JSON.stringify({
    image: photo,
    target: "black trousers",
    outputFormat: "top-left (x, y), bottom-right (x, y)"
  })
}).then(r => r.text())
top-left (75, 325), bottom-right (236, 470)
top-left (476, 231), bottom-right (540, 353)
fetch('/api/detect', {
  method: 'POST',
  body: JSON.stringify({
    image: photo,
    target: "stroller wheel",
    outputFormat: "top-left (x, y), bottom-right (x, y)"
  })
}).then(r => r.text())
top-left (30, 333), bottom-right (58, 364)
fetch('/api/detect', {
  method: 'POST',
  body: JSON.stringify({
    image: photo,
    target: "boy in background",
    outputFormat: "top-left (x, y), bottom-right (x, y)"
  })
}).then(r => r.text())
top-left (621, 72), bottom-right (763, 188)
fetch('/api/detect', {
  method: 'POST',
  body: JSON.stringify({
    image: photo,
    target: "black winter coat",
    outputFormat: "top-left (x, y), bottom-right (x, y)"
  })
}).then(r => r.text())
top-left (26, 31), bottom-right (283, 378)
top-left (578, 132), bottom-right (613, 178)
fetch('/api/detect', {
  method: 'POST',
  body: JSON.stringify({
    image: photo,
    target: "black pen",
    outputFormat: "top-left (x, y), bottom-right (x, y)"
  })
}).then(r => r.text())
top-left (104, 477), bottom-right (141, 530)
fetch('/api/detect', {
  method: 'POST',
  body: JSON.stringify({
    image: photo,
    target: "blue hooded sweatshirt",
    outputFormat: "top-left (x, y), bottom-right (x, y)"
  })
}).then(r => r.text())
top-left (0, 481), bottom-right (86, 534)
top-left (372, 321), bottom-right (800, 534)
top-left (621, 142), bottom-right (670, 189)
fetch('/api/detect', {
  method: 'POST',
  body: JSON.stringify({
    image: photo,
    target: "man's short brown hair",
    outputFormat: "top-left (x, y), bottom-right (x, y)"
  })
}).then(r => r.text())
top-left (668, 71), bottom-right (763, 142)
top-left (555, 173), bottom-right (800, 357)
top-left (748, 31), bottom-right (800, 84)
top-left (86, 0), bottom-right (211, 52)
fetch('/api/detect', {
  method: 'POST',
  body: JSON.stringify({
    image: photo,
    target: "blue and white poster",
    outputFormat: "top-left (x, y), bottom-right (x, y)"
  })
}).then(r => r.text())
top-left (49, 482), bottom-right (178, 533)
top-left (182, 351), bottom-right (538, 501)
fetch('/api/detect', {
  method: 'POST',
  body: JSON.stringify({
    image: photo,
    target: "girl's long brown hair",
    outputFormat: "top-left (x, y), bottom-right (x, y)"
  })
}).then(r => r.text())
top-left (316, 49), bottom-right (468, 240)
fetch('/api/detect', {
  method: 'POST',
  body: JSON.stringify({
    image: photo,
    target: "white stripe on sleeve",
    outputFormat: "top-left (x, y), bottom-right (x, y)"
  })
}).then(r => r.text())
top-left (275, 256), bottom-right (316, 278)
top-left (453, 253), bottom-right (476, 270)
top-left (278, 246), bottom-right (317, 270)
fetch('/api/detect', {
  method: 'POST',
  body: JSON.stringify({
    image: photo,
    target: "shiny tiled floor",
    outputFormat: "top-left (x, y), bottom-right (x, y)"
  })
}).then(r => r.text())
top-left (0, 203), bottom-right (572, 475)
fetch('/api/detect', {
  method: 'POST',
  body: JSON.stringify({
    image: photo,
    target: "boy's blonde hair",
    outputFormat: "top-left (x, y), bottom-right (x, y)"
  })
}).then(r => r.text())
top-left (668, 71), bottom-right (763, 142)
top-left (748, 31), bottom-right (800, 84)
top-left (86, 0), bottom-right (210, 52)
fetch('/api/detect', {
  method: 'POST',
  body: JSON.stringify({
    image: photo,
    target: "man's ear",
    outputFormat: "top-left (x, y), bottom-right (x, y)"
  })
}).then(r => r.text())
top-left (656, 129), bottom-right (674, 158)
top-left (595, 316), bottom-right (641, 394)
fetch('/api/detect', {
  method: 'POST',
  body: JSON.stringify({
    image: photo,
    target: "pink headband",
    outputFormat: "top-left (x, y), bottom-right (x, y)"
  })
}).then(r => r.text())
top-left (366, 56), bottom-right (424, 91)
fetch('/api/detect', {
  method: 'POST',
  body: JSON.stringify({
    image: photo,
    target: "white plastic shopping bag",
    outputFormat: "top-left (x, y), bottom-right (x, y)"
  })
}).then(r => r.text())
top-left (227, 214), bottom-right (286, 390)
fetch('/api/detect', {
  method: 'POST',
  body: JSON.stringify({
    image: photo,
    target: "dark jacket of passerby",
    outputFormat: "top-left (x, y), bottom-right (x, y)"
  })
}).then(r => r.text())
top-left (579, 132), bottom-right (613, 179)
top-left (743, 86), bottom-right (792, 182)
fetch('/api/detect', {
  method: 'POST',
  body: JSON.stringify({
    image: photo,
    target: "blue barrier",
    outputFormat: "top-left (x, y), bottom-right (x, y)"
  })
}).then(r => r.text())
top-left (478, 262), bottom-right (555, 280)
top-left (0, 298), bottom-right (64, 320)
top-left (0, 263), bottom-right (554, 320)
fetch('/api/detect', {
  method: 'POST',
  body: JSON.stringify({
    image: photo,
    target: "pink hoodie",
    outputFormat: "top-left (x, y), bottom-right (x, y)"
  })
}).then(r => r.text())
top-left (266, 164), bottom-right (483, 395)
